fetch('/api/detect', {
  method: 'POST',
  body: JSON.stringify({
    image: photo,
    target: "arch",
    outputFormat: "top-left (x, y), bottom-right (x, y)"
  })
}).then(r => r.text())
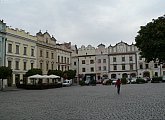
top-left (130, 73), bottom-right (136, 77)
top-left (122, 73), bottom-right (128, 78)
top-left (111, 74), bottom-right (116, 79)
top-left (143, 71), bottom-right (150, 77)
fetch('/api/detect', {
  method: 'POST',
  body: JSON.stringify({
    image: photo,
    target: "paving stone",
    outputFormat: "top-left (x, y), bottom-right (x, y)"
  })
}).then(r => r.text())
top-left (0, 83), bottom-right (165, 120)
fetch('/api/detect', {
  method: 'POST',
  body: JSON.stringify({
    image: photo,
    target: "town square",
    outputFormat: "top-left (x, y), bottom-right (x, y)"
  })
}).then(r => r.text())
top-left (0, 83), bottom-right (165, 120)
top-left (0, 0), bottom-right (165, 120)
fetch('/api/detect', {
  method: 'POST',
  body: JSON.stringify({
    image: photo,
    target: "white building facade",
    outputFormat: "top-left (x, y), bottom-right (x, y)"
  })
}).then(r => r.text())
top-left (73, 41), bottom-right (165, 81)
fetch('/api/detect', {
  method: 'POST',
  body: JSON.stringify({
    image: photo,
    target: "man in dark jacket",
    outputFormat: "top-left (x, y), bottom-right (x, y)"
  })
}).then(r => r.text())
top-left (115, 79), bottom-right (121, 94)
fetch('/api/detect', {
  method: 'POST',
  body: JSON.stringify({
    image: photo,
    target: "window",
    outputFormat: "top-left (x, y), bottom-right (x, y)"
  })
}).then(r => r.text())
top-left (31, 63), bottom-right (33, 69)
top-left (58, 65), bottom-right (60, 70)
top-left (103, 59), bottom-right (106, 63)
top-left (145, 64), bottom-right (149, 69)
top-left (82, 60), bottom-right (85, 64)
top-left (154, 64), bottom-right (158, 68)
top-left (8, 44), bottom-right (12, 53)
top-left (46, 63), bottom-right (49, 70)
top-left (67, 58), bottom-right (69, 63)
top-left (129, 56), bottom-right (133, 61)
top-left (15, 61), bottom-right (19, 70)
top-left (31, 48), bottom-right (34, 56)
top-left (40, 50), bottom-right (43, 57)
top-left (122, 64), bottom-right (125, 70)
top-left (140, 64), bottom-right (143, 69)
top-left (82, 68), bottom-right (86, 72)
top-left (113, 65), bottom-right (117, 70)
top-left (23, 62), bottom-right (26, 70)
top-left (130, 64), bottom-right (133, 70)
top-left (90, 60), bottom-right (94, 64)
top-left (24, 47), bottom-right (27, 55)
top-left (122, 57), bottom-right (125, 62)
top-left (98, 66), bottom-right (101, 71)
top-left (98, 59), bottom-right (101, 63)
top-left (61, 56), bottom-right (63, 63)
top-left (91, 67), bottom-right (94, 72)
top-left (58, 56), bottom-right (60, 62)
top-left (68, 66), bottom-right (69, 70)
top-left (74, 62), bottom-right (76, 65)
top-left (64, 57), bottom-right (66, 63)
top-left (113, 57), bottom-right (116, 62)
top-left (51, 63), bottom-right (54, 70)
top-left (155, 72), bottom-right (158, 76)
top-left (139, 56), bottom-right (142, 60)
top-left (103, 66), bottom-right (106, 71)
top-left (16, 45), bottom-right (19, 54)
top-left (40, 63), bottom-right (42, 69)
top-left (46, 38), bottom-right (48, 43)
top-left (46, 51), bottom-right (49, 58)
top-left (62, 66), bottom-right (64, 71)
top-left (51, 53), bottom-right (54, 59)
top-left (8, 61), bottom-right (12, 69)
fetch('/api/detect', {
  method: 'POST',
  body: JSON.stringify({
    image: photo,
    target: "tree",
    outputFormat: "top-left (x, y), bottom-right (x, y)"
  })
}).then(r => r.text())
top-left (63, 70), bottom-right (76, 79)
top-left (25, 68), bottom-right (42, 77)
top-left (135, 15), bottom-right (165, 63)
top-left (67, 70), bottom-right (76, 79)
top-left (0, 66), bottom-right (12, 91)
top-left (47, 70), bottom-right (63, 77)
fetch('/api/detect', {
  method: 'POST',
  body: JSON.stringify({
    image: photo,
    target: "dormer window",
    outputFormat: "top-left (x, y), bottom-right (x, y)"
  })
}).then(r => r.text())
top-left (46, 38), bottom-right (48, 43)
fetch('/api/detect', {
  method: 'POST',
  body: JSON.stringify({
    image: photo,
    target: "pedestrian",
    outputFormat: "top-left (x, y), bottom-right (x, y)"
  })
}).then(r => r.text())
top-left (115, 79), bottom-right (121, 94)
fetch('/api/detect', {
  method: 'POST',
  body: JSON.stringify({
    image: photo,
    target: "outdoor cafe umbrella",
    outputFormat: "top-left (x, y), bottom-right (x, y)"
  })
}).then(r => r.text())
top-left (28, 74), bottom-right (43, 79)
top-left (48, 75), bottom-right (60, 79)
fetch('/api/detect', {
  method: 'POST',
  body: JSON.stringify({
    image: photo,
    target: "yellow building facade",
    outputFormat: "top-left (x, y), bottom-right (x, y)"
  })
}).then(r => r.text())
top-left (6, 27), bottom-right (37, 85)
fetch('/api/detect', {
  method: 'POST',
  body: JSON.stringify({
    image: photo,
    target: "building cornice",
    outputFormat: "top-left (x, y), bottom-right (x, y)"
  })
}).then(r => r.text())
top-left (6, 32), bottom-right (37, 43)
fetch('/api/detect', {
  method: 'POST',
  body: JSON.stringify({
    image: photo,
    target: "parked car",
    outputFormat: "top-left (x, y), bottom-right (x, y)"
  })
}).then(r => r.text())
top-left (130, 77), bottom-right (137, 83)
top-left (102, 79), bottom-right (110, 85)
top-left (162, 76), bottom-right (165, 82)
top-left (62, 80), bottom-right (72, 87)
top-left (85, 79), bottom-right (90, 85)
top-left (96, 79), bottom-right (102, 84)
top-left (111, 79), bottom-right (117, 85)
top-left (127, 78), bottom-right (131, 84)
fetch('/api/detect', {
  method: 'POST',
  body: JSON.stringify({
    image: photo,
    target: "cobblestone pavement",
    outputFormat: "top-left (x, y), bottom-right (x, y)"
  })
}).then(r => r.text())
top-left (0, 83), bottom-right (165, 120)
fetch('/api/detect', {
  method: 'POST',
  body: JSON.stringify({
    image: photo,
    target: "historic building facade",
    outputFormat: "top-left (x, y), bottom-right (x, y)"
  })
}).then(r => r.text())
top-left (76, 45), bottom-right (96, 81)
top-left (108, 41), bottom-right (138, 79)
top-left (36, 31), bottom-right (57, 75)
top-left (0, 20), bottom-right (6, 66)
top-left (56, 42), bottom-right (72, 71)
top-left (95, 44), bottom-right (109, 80)
top-left (6, 27), bottom-right (37, 85)
top-left (73, 41), bottom-right (165, 81)
top-left (1, 20), bottom-right (165, 86)
top-left (36, 31), bottom-right (72, 75)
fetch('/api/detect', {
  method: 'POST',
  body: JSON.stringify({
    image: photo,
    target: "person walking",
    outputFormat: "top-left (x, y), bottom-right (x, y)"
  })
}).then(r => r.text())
top-left (115, 79), bottom-right (121, 94)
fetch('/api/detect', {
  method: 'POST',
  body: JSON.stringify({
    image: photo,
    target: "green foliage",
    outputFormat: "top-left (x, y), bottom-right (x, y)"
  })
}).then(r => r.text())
top-left (106, 80), bottom-right (112, 85)
top-left (25, 68), bottom-right (42, 77)
top-left (63, 70), bottom-right (76, 79)
top-left (0, 66), bottom-right (12, 91)
top-left (47, 70), bottom-right (63, 77)
top-left (151, 77), bottom-right (162, 83)
top-left (135, 15), bottom-right (165, 63)
top-left (79, 80), bottom-right (85, 86)
top-left (121, 78), bottom-right (127, 84)
top-left (136, 78), bottom-right (145, 84)
top-left (90, 80), bottom-right (96, 85)
top-left (0, 66), bottom-right (12, 79)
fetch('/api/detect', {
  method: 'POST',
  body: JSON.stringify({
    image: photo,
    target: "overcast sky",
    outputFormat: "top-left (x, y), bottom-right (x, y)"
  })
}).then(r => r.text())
top-left (0, 0), bottom-right (164, 47)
